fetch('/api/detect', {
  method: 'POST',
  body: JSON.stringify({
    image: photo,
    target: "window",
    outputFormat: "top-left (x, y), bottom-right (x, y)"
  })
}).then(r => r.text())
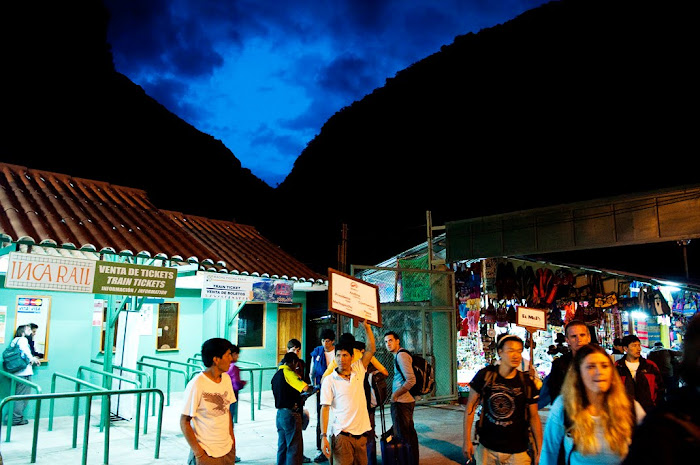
top-left (238, 303), bottom-right (265, 348)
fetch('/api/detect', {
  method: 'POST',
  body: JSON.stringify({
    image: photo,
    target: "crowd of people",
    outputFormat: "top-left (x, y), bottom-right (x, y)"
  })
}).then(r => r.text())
top-left (180, 319), bottom-right (419, 465)
top-left (177, 313), bottom-right (700, 465)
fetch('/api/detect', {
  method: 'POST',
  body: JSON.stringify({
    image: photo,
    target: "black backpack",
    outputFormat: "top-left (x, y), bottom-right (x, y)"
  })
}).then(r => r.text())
top-left (2, 339), bottom-right (31, 373)
top-left (395, 349), bottom-right (435, 397)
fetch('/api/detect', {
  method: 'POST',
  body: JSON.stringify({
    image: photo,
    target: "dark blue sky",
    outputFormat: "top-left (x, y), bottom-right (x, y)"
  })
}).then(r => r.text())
top-left (104, 0), bottom-right (549, 187)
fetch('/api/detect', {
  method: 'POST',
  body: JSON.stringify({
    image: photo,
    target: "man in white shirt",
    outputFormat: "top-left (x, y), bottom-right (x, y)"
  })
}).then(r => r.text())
top-left (180, 338), bottom-right (238, 465)
top-left (320, 320), bottom-right (376, 465)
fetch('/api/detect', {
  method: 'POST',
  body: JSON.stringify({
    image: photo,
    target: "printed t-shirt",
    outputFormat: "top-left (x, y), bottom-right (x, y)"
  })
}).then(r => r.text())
top-left (469, 366), bottom-right (538, 454)
top-left (182, 372), bottom-right (236, 458)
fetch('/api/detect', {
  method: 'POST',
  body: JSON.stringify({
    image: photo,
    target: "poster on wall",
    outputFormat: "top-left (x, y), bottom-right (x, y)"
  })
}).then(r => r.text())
top-left (156, 302), bottom-right (179, 351)
top-left (15, 295), bottom-right (50, 361)
top-left (200, 272), bottom-right (294, 303)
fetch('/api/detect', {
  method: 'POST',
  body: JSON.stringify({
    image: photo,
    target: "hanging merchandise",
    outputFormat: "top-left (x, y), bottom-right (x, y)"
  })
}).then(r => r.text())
top-left (562, 301), bottom-right (577, 325)
top-left (652, 289), bottom-right (671, 316)
top-left (482, 259), bottom-right (498, 296)
top-left (554, 269), bottom-right (575, 300)
top-left (496, 261), bottom-right (517, 300)
top-left (515, 265), bottom-right (536, 304)
top-left (495, 303), bottom-right (509, 327)
top-left (483, 303), bottom-right (497, 324)
top-left (532, 268), bottom-right (558, 306)
top-left (547, 303), bottom-right (564, 327)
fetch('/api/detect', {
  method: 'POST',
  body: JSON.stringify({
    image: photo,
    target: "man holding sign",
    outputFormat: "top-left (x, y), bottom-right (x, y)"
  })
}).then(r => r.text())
top-left (320, 319), bottom-right (376, 465)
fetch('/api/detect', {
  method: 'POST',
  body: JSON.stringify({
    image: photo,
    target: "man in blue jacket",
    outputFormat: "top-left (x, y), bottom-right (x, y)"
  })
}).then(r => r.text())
top-left (309, 329), bottom-right (335, 463)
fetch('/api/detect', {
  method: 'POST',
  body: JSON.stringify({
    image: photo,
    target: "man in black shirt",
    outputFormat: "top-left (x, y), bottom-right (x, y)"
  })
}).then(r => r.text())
top-left (543, 320), bottom-right (591, 405)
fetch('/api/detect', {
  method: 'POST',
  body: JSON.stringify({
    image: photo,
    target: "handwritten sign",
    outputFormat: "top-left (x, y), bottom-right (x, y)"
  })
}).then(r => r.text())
top-left (328, 268), bottom-right (382, 326)
top-left (516, 306), bottom-right (547, 330)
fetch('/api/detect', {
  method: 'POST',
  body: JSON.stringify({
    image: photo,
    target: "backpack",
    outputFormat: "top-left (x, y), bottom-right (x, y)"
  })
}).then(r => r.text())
top-left (369, 369), bottom-right (389, 408)
top-left (474, 366), bottom-right (536, 459)
top-left (2, 339), bottom-right (31, 373)
top-left (395, 349), bottom-right (435, 397)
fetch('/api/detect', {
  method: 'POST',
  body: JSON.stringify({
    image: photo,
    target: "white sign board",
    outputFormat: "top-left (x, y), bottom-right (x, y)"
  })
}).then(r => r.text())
top-left (328, 268), bottom-right (381, 326)
top-left (5, 252), bottom-right (95, 293)
top-left (516, 306), bottom-right (547, 330)
top-left (201, 273), bottom-right (254, 301)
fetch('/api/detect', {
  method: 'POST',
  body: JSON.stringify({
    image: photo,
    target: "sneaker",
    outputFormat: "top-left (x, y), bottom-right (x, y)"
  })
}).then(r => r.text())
top-left (303, 455), bottom-right (312, 463)
top-left (313, 451), bottom-right (328, 463)
top-left (12, 419), bottom-right (28, 426)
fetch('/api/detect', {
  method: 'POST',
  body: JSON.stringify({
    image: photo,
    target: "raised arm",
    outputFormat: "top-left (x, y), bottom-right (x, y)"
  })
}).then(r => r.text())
top-left (360, 319), bottom-right (376, 369)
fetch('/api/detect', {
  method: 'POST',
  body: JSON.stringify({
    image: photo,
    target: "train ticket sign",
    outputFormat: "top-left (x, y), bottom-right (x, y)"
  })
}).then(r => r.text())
top-left (328, 268), bottom-right (382, 327)
top-left (517, 306), bottom-right (547, 330)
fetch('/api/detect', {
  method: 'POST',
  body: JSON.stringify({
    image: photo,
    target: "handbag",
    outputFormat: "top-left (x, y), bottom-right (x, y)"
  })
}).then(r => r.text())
top-left (2, 339), bottom-right (31, 373)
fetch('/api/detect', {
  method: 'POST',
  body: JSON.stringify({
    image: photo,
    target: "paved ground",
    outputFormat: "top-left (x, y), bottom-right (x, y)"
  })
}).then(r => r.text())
top-left (0, 391), bottom-right (550, 465)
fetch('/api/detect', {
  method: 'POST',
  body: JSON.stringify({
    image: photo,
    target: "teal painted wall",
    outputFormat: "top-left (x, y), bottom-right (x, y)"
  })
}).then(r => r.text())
top-left (1, 278), bottom-right (308, 418)
top-left (0, 277), bottom-right (95, 418)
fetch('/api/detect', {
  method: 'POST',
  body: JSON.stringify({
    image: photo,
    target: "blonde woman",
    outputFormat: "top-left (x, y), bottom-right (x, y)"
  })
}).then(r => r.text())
top-left (540, 344), bottom-right (645, 465)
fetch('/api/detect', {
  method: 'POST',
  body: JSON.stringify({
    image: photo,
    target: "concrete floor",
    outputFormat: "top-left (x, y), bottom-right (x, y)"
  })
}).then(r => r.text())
top-left (0, 390), bottom-right (549, 465)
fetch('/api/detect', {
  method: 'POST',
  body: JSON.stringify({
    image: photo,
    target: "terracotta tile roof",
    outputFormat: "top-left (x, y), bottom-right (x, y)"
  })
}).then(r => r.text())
top-left (0, 163), bottom-right (325, 283)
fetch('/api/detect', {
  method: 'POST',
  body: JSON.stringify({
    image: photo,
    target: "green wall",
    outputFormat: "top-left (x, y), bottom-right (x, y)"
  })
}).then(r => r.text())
top-left (1, 279), bottom-right (308, 418)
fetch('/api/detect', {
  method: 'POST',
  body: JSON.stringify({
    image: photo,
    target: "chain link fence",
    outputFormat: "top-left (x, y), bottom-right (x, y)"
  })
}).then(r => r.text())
top-left (336, 265), bottom-right (457, 403)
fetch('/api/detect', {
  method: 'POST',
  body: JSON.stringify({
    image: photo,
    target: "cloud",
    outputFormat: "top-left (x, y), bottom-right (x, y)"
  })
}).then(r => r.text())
top-left (104, 0), bottom-right (550, 186)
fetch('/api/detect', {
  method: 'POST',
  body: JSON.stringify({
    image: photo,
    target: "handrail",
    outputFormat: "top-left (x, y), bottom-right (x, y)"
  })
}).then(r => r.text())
top-left (0, 370), bottom-right (42, 442)
top-left (0, 387), bottom-right (164, 465)
top-left (48, 372), bottom-right (107, 446)
top-left (90, 359), bottom-right (154, 433)
top-left (238, 366), bottom-right (278, 421)
top-left (186, 353), bottom-right (203, 366)
top-left (136, 361), bottom-right (188, 408)
top-left (76, 366), bottom-right (144, 448)
top-left (236, 360), bottom-right (263, 367)
top-left (139, 355), bottom-right (201, 394)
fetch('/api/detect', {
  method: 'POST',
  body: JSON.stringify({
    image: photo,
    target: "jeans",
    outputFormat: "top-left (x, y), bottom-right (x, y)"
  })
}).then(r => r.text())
top-left (390, 401), bottom-right (418, 465)
top-left (315, 391), bottom-right (322, 450)
top-left (5, 375), bottom-right (31, 424)
top-left (276, 408), bottom-right (303, 465)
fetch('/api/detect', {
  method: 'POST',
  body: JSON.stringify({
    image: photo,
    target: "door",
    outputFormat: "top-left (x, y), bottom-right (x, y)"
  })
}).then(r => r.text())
top-left (277, 304), bottom-right (303, 360)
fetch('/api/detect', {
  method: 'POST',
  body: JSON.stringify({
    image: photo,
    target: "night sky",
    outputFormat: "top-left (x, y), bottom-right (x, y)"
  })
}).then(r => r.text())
top-left (104, 0), bottom-right (549, 187)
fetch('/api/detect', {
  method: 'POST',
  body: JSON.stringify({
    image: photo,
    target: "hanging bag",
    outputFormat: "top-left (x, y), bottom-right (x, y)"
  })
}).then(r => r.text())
top-left (2, 338), bottom-right (31, 373)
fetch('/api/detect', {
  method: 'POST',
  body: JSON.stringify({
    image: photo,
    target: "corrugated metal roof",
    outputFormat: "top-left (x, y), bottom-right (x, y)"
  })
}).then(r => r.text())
top-left (0, 162), bottom-right (325, 283)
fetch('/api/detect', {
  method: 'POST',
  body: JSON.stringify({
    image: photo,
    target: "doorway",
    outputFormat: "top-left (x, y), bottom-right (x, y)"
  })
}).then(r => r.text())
top-left (277, 304), bottom-right (303, 361)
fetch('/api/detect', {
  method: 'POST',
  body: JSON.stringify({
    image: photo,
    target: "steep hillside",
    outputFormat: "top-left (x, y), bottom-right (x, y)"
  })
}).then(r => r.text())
top-left (274, 0), bottom-right (696, 271)
top-left (0, 1), bottom-right (273, 226)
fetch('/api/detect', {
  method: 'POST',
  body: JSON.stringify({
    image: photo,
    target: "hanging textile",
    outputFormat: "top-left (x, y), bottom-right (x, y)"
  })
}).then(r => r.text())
top-left (397, 255), bottom-right (430, 302)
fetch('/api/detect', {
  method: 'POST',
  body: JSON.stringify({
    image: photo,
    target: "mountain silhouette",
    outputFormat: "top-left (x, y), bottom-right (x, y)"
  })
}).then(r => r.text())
top-left (1, 0), bottom-right (696, 281)
top-left (275, 0), bottom-right (697, 273)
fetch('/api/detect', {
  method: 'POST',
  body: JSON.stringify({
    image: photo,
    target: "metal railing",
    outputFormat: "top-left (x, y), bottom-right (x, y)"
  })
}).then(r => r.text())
top-left (0, 370), bottom-right (42, 442)
top-left (76, 365), bottom-right (146, 448)
top-left (89, 359), bottom-right (154, 433)
top-left (136, 359), bottom-right (189, 408)
top-left (0, 387), bottom-right (164, 465)
top-left (140, 355), bottom-right (201, 381)
top-left (238, 365), bottom-right (278, 421)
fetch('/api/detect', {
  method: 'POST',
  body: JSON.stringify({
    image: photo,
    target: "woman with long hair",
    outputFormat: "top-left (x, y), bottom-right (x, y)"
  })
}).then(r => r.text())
top-left (540, 343), bottom-right (645, 465)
